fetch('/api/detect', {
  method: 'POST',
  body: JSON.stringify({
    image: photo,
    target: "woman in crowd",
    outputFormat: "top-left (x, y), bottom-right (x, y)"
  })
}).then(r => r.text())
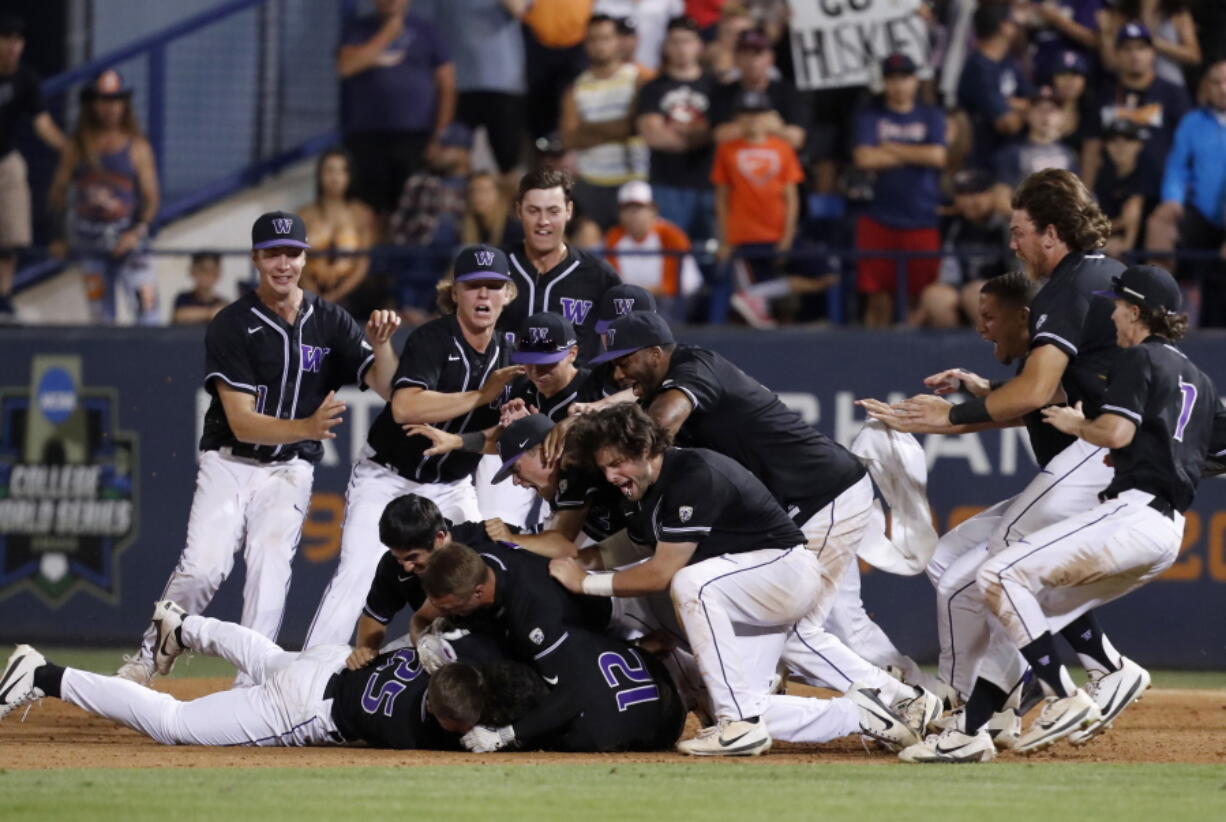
top-left (297, 148), bottom-right (377, 312)
top-left (460, 171), bottom-right (523, 249)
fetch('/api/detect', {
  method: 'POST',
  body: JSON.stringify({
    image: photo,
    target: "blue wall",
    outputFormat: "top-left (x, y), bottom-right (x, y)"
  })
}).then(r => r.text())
top-left (1, 326), bottom-right (1223, 669)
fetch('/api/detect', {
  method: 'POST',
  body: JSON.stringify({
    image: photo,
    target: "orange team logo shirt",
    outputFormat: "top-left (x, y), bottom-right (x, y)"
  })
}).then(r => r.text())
top-left (711, 136), bottom-right (803, 247)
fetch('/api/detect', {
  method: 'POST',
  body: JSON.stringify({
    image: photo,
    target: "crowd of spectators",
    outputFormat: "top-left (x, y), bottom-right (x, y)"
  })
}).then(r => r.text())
top-left (3, 1), bottom-right (1226, 328)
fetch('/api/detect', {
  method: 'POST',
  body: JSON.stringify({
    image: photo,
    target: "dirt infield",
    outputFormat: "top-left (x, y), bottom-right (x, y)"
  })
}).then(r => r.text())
top-left (2, 678), bottom-right (1222, 770)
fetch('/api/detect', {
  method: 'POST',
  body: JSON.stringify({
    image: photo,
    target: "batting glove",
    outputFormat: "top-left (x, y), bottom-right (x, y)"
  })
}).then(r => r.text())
top-left (461, 724), bottom-right (516, 753)
top-left (415, 632), bottom-right (457, 674)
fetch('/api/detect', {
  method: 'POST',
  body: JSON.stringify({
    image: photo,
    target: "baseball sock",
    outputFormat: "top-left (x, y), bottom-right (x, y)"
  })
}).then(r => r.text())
top-left (1019, 632), bottom-right (1076, 698)
top-left (962, 678), bottom-right (1008, 733)
top-left (33, 662), bottom-right (65, 698)
top-left (1059, 613), bottom-right (1122, 675)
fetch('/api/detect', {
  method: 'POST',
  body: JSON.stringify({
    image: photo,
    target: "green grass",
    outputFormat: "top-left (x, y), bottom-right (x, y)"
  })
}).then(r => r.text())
top-left (27, 647), bottom-right (1226, 689)
top-left (1, 764), bottom-right (1223, 822)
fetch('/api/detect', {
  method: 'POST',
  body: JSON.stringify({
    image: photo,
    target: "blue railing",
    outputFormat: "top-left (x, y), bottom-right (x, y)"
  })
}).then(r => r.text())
top-left (17, 0), bottom-right (342, 292)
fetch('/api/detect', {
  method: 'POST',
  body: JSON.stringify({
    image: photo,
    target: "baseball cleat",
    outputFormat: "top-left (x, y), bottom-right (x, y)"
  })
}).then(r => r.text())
top-left (1015, 688), bottom-right (1101, 754)
top-left (893, 685), bottom-right (944, 737)
top-left (730, 291), bottom-right (777, 329)
top-left (1068, 657), bottom-right (1151, 746)
top-left (676, 717), bottom-right (772, 756)
top-left (152, 600), bottom-right (189, 676)
top-left (898, 727), bottom-right (997, 763)
top-left (848, 682), bottom-right (921, 750)
top-left (985, 707), bottom-right (1022, 751)
top-left (115, 652), bottom-right (155, 685)
top-left (0, 645), bottom-right (47, 720)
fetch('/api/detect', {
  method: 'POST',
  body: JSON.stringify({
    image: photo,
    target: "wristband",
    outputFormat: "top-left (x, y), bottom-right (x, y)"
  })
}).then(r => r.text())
top-left (459, 431), bottom-right (486, 452)
top-left (581, 572), bottom-right (616, 597)
top-left (948, 397), bottom-right (993, 425)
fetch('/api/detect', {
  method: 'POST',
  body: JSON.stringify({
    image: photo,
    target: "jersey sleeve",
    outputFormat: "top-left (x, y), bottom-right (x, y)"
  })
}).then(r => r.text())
top-left (852, 109), bottom-right (877, 148)
top-left (393, 324), bottom-right (446, 392)
top-left (1030, 293), bottom-right (1092, 358)
top-left (554, 466), bottom-right (600, 510)
top-left (203, 313), bottom-right (259, 396)
top-left (327, 305), bottom-right (376, 390)
top-left (363, 554), bottom-right (415, 624)
top-left (653, 457), bottom-right (731, 543)
top-left (659, 353), bottom-right (722, 412)
top-left (1099, 347), bottom-right (1151, 426)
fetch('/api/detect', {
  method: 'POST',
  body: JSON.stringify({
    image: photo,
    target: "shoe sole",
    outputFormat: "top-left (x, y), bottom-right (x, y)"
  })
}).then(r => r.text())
top-left (901, 748), bottom-right (995, 764)
top-left (678, 738), bottom-right (772, 757)
top-left (1016, 707), bottom-right (1097, 754)
top-left (0, 645), bottom-right (44, 718)
top-left (1069, 674), bottom-right (1150, 746)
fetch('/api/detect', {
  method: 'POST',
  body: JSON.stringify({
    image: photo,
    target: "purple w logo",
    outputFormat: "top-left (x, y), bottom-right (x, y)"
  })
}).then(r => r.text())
top-left (300, 344), bottom-right (331, 373)
top-left (271, 218), bottom-right (294, 235)
top-left (613, 297), bottom-right (636, 316)
top-left (528, 327), bottom-right (550, 344)
top-left (559, 298), bottom-right (593, 325)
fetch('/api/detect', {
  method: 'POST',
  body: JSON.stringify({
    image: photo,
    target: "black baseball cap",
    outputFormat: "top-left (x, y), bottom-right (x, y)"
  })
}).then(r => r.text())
top-left (453, 244), bottom-right (512, 283)
top-left (735, 89), bottom-right (774, 114)
top-left (252, 211), bottom-right (310, 250)
top-left (590, 311), bottom-right (675, 364)
top-left (735, 28), bottom-right (771, 52)
top-left (1094, 265), bottom-right (1181, 313)
top-left (1117, 22), bottom-right (1153, 46)
top-left (882, 53), bottom-right (917, 76)
top-left (952, 168), bottom-right (994, 195)
top-left (1052, 49), bottom-right (1089, 76)
top-left (492, 414), bottom-right (555, 484)
top-left (512, 312), bottom-right (578, 364)
top-left (595, 283), bottom-right (658, 333)
top-left (1104, 118), bottom-right (1145, 141)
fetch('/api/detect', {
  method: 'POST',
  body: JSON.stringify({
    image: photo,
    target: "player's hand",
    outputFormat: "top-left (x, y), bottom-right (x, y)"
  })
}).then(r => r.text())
top-left (568, 400), bottom-right (599, 417)
top-left (345, 646), bottom-right (378, 670)
top-left (485, 517), bottom-right (513, 542)
top-left (923, 368), bottom-right (990, 397)
top-left (112, 228), bottom-right (141, 258)
top-left (478, 365), bottom-right (526, 405)
top-left (541, 416), bottom-right (573, 466)
top-left (499, 397), bottom-right (531, 426)
top-left (415, 630), bottom-right (458, 674)
top-left (304, 391), bottom-right (346, 440)
top-left (548, 557), bottom-right (587, 593)
top-left (895, 393), bottom-right (954, 428)
top-left (1041, 401), bottom-right (1085, 436)
top-left (365, 309), bottom-right (402, 345)
top-left (403, 423), bottom-right (463, 455)
top-left (855, 398), bottom-right (911, 432)
top-left (461, 724), bottom-right (516, 753)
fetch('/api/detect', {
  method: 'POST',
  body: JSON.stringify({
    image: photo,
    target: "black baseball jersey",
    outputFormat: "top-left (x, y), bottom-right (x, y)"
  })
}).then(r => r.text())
top-left (200, 291), bottom-right (374, 463)
top-left (1204, 403), bottom-right (1226, 477)
top-left (329, 647), bottom-right (454, 750)
top-left (361, 521), bottom-right (493, 625)
top-left (1027, 251), bottom-right (1124, 417)
top-left (1015, 360), bottom-right (1076, 468)
top-left (1099, 337), bottom-right (1219, 512)
top-left (625, 447), bottom-right (806, 563)
top-left (503, 245), bottom-right (621, 363)
top-left (510, 367), bottom-right (607, 421)
top-left (513, 627), bottom-right (685, 752)
top-left (659, 345), bottom-right (866, 524)
top-left (552, 463), bottom-right (626, 543)
top-left (365, 315), bottom-right (510, 483)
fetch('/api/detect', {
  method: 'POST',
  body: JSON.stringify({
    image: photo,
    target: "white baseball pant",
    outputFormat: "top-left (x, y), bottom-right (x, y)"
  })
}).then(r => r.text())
top-left (473, 453), bottom-right (542, 530)
top-left (670, 547), bottom-right (913, 724)
top-left (302, 447), bottom-right (482, 649)
top-left (978, 490), bottom-right (1182, 649)
top-left (64, 616), bottom-right (348, 746)
top-left (134, 451), bottom-right (313, 680)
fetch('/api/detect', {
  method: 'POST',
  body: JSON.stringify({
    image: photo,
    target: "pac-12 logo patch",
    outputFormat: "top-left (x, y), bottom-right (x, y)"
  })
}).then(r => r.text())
top-left (679, 506), bottom-right (693, 523)
top-left (529, 627), bottom-right (545, 645)
top-left (1036, 314), bottom-right (1047, 330)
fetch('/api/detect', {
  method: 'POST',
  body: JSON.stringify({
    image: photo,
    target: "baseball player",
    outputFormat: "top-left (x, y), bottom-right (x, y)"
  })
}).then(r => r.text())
top-left (116, 211), bottom-right (399, 685)
top-left (546, 404), bottom-right (940, 756)
top-left (302, 245), bottom-right (524, 650)
top-left (500, 168), bottom-right (622, 364)
top-left (981, 265), bottom-right (1218, 753)
top-left (589, 311), bottom-right (932, 690)
top-left (1, 604), bottom-right (468, 750)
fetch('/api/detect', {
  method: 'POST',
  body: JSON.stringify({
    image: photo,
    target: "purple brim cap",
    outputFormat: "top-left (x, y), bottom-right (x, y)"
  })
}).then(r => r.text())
top-left (1092, 289), bottom-right (1120, 298)
top-left (455, 271), bottom-right (513, 283)
top-left (491, 453), bottom-right (525, 484)
top-left (594, 318), bottom-right (618, 333)
top-left (511, 349), bottom-right (571, 365)
top-left (253, 239), bottom-right (310, 250)
top-left (589, 346), bottom-right (644, 365)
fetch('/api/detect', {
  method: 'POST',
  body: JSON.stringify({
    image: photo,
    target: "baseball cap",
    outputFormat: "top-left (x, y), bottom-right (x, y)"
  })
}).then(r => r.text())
top-left (1117, 22), bottom-right (1153, 45)
top-left (952, 168), bottom-right (994, 195)
top-left (492, 414), bottom-right (555, 484)
top-left (618, 180), bottom-right (654, 206)
top-left (881, 53), bottom-right (917, 77)
top-left (1094, 265), bottom-right (1181, 313)
top-left (735, 88), bottom-right (774, 114)
top-left (438, 122), bottom-right (474, 149)
top-left (453, 244), bottom-right (512, 283)
top-left (512, 312), bottom-right (579, 364)
top-left (590, 311), bottom-right (675, 364)
top-left (81, 69), bottom-right (134, 101)
top-left (735, 28), bottom-right (771, 52)
top-left (615, 16), bottom-right (636, 36)
top-left (1104, 118), bottom-right (1145, 140)
top-left (595, 283), bottom-right (658, 333)
top-left (1052, 50), bottom-right (1089, 76)
top-left (252, 211), bottom-right (310, 250)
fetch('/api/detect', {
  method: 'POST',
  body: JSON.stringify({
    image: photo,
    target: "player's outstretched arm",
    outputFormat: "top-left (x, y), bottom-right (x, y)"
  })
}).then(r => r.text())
top-left (491, 514), bottom-right (581, 559)
top-left (217, 384), bottom-right (345, 445)
top-left (362, 310), bottom-right (402, 402)
top-left (550, 541), bottom-right (695, 598)
top-left (646, 389), bottom-right (695, 438)
top-left (1042, 401), bottom-right (1136, 449)
top-left (922, 368), bottom-right (992, 397)
top-left (391, 366), bottom-right (526, 425)
top-left (857, 397), bottom-right (1018, 434)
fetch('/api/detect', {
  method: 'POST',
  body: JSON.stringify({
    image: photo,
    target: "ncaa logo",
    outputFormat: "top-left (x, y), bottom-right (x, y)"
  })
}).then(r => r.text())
top-left (37, 367), bottom-right (78, 425)
top-left (271, 217), bottom-right (294, 235)
top-left (475, 249), bottom-right (496, 267)
top-left (528, 327), bottom-right (550, 344)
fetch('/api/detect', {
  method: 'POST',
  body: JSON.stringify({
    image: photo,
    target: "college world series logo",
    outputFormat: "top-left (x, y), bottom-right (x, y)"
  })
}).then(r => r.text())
top-left (0, 355), bottom-right (138, 606)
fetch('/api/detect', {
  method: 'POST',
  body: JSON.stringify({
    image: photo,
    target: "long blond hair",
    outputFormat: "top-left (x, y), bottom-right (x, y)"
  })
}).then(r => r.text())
top-left (460, 172), bottom-right (509, 247)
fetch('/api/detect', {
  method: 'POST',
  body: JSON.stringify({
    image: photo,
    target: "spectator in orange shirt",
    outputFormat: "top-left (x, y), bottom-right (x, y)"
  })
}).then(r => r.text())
top-left (710, 89), bottom-right (802, 327)
top-left (604, 180), bottom-right (703, 318)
